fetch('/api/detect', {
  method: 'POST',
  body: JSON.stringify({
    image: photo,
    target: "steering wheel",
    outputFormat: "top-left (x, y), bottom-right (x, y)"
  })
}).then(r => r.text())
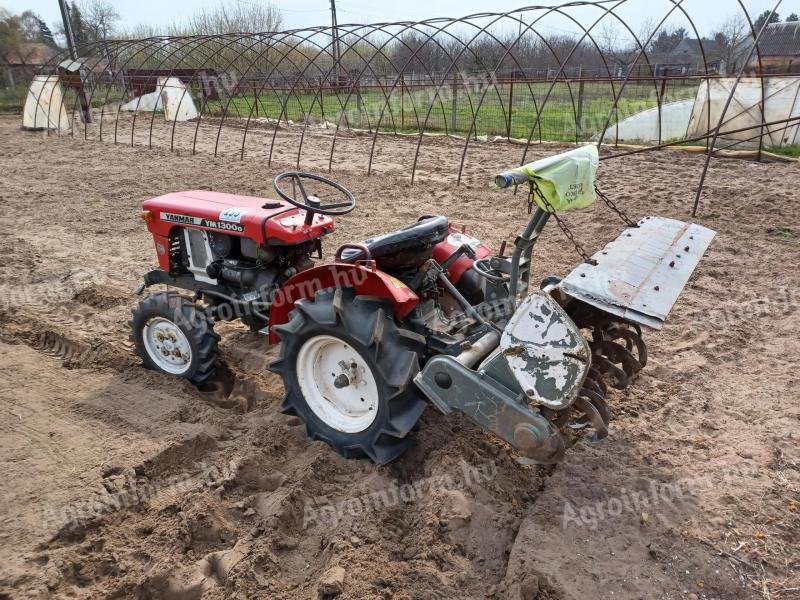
top-left (274, 172), bottom-right (356, 224)
top-left (473, 258), bottom-right (510, 284)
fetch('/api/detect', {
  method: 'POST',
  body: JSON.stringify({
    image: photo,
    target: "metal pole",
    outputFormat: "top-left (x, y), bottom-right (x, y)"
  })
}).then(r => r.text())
top-left (450, 76), bottom-right (458, 132)
top-left (330, 0), bottom-right (341, 81)
top-left (400, 73), bottom-right (405, 130)
top-left (658, 69), bottom-right (668, 146)
top-left (576, 66), bottom-right (585, 140)
top-left (507, 78), bottom-right (514, 139)
top-left (58, 0), bottom-right (78, 61)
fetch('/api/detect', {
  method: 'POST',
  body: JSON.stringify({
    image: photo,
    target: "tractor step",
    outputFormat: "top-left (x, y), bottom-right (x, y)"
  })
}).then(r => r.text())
top-left (559, 217), bottom-right (715, 330)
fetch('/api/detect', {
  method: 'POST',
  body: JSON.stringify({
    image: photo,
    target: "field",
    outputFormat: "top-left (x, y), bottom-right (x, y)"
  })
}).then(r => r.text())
top-left (4, 78), bottom-right (699, 143)
top-left (0, 115), bottom-right (798, 599)
top-left (202, 80), bottom-right (700, 142)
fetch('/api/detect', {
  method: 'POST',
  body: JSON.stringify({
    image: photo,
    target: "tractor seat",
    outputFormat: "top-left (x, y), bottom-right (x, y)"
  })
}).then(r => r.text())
top-left (338, 215), bottom-right (449, 271)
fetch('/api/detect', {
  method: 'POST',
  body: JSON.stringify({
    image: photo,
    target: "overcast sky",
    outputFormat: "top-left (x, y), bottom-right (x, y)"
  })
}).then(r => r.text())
top-left (1, 0), bottom-right (789, 38)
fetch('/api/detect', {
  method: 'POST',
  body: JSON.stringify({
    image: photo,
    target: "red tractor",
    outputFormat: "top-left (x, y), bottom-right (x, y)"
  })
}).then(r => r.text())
top-left (131, 148), bottom-right (714, 464)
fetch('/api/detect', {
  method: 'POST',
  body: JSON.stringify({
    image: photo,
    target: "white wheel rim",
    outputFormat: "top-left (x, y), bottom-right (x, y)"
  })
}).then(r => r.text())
top-left (296, 335), bottom-right (380, 433)
top-left (142, 317), bottom-right (193, 375)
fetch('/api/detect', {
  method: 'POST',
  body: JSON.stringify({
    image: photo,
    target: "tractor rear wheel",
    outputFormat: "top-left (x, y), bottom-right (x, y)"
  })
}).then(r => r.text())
top-left (270, 288), bottom-right (426, 464)
top-left (130, 291), bottom-right (219, 385)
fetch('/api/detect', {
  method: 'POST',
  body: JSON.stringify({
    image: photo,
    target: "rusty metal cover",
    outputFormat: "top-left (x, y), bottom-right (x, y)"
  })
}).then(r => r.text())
top-left (559, 216), bottom-right (715, 330)
top-left (499, 291), bottom-right (590, 410)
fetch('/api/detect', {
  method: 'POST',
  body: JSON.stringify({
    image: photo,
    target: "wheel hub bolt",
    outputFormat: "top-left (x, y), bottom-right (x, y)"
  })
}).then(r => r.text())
top-left (333, 373), bottom-right (350, 388)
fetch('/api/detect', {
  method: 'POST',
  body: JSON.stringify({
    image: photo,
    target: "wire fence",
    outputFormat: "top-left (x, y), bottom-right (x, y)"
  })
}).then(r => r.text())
top-left (12, 0), bottom-right (791, 212)
top-left (192, 75), bottom-right (701, 144)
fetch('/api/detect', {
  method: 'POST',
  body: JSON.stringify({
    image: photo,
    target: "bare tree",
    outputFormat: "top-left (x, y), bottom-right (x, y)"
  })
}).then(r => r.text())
top-left (712, 15), bottom-right (749, 74)
top-left (178, 2), bottom-right (282, 35)
top-left (80, 0), bottom-right (119, 42)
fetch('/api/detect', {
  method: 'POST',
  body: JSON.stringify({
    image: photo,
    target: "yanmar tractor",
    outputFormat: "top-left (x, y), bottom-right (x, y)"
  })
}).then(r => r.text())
top-left (131, 146), bottom-right (714, 464)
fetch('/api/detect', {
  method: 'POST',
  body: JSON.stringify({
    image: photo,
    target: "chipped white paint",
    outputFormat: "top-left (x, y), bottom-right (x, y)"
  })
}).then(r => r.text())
top-left (22, 76), bottom-right (70, 131)
top-left (500, 292), bottom-right (589, 409)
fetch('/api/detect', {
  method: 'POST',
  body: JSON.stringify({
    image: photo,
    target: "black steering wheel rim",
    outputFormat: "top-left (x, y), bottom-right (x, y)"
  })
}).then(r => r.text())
top-left (273, 171), bottom-right (356, 216)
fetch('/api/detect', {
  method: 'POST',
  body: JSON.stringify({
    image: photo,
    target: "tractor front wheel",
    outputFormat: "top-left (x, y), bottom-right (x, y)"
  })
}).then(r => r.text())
top-left (270, 288), bottom-right (426, 464)
top-left (130, 291), bottom-right (219, 385)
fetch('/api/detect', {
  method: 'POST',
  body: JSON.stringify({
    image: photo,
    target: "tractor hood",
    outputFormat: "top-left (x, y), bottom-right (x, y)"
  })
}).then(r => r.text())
top-left (142, 190), bottom-right (334, 245)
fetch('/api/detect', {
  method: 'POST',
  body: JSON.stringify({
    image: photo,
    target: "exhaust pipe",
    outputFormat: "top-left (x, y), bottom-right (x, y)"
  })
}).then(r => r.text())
top-left (455, 331), bottom-right (500, 368)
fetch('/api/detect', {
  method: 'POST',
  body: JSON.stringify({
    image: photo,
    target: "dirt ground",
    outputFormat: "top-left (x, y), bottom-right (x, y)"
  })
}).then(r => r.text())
top-left (0, 115), bottom-right (798, 600)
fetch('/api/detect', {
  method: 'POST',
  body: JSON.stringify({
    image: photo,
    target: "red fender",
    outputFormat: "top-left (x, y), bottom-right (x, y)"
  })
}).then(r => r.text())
top-left (267, 263), bottom-right (419, 344)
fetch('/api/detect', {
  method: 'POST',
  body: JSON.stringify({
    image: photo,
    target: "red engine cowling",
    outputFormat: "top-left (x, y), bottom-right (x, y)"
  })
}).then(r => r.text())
top-left (433, 224), bottom-right (492, 305)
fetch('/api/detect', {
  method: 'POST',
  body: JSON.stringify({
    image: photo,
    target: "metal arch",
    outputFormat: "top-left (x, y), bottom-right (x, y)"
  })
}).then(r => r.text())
top-left (27, 44), bottom-right (79, 132)
top-left (328, 18), bottom-right (513, 176)
top-left (160, 33), bottom-right (266, 152)
top-left (93, 38), bottom-right (156, 141)
top-left (407, 9), bottom-right (556, 184)
top-left (593, 0), bottom-right (690, 151)
top-left (29, 37), bottom-right (121, 135)
top-left (213, 29), bottom-right (343, 160)
top-left (189, 33), bottom-right (283, 155)
top-left (196, 32), bottom-right (300, 156)
top-left (692, 1), bottom-right (783, 217)
top-left (292, 22), bottom-right (432, 170)
top-left (517, 0), bottom-right (632, 165)
top-left (144, 35), bottom-right (221, 149)
top-left (261, 23), bottom-right (410, 169)
top-left (737, 0), bottom-right (770, 163)
top-left (52, 39), bottom-right (130, 138)
top-left (90, 38), bottom-right (152, 141)
top-left (663, 0), bottom-right (713, 151)
top-left (319, 19), bottom-right (459, 171)
top-left (229, 28), bottom-right (355, 164)
top-left (378, 11), bottom-right (560, 180)
top-left (515, 0), bottom-right (659, 164)
top-left (105, 36), bottom-right (185, 145)
top-left (327, 19), bottom-right (476, 175)
top-left (456, 5), bottom-right (623, 185)
top-left (26, 1), bottom-right (800, 215)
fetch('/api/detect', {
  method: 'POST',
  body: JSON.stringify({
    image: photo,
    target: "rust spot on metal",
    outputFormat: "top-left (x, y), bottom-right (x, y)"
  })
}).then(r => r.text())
top-left (503, 345), bottom-right (526, 357)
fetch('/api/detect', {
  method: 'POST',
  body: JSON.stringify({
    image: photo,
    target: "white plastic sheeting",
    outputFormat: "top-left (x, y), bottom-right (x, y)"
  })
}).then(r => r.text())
top-left (119, 77), bottom-right (198, 121)
top-left (601, 77), bottom-right (800, 148)
top-left (120, 90), bottom-right (163, 112)
top-left (157, 77), bottom-right (199, 122)
top-left (604, 99), bottom-right (694, 144)
top-left (687, 77), bottom-right (800, 147)
top-left (22, 75), bottom-right (70, 131)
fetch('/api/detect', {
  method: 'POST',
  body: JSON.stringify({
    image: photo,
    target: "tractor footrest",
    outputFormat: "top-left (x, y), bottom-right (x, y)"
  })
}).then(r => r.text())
top-left (559, 216), bottom-right (715, 330)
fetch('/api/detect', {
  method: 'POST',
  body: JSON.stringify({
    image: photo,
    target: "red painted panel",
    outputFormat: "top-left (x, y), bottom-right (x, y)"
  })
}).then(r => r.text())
top-left (267, 263), bottom-right (419, 345)
top-left (143, 190), bottom-right (334, 245)
top-left (432, 225), bottom-right (492, 283)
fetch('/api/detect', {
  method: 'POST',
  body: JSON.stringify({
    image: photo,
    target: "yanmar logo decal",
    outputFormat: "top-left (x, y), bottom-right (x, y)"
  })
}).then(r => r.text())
top-left (160, 212), bottom-right (245, 233)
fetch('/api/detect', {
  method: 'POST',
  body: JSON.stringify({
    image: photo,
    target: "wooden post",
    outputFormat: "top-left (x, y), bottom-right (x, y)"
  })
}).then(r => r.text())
top-left (658, 67), bottom-right (669, 146)
top-left (400, 73), bottom-right (405, 130)
top-left (506, 78), bottom-right (514, 139)
top-left (254, 82), bottom-right (259, 119)
top-left (319, 80), bottom-right (326, 128)
top-left (576, 66), bottom-right (585, 141)
top-left (356, 82), bottom-right (363, 128)
top-left (450, 77), bottom-right (458, 133)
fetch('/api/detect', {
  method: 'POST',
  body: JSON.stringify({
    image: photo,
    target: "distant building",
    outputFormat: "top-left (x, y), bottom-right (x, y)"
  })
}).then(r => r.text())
top-left (748, 21), bottom-right (800, 73)
top-left (2, 42), bottom-right (60, 86)
top-left (649, 39), bottom-right (723, 76)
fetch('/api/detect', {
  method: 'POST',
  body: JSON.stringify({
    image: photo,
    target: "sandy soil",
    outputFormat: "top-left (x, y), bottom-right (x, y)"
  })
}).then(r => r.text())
top-left (0, 115), bottom-right (798, 600)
